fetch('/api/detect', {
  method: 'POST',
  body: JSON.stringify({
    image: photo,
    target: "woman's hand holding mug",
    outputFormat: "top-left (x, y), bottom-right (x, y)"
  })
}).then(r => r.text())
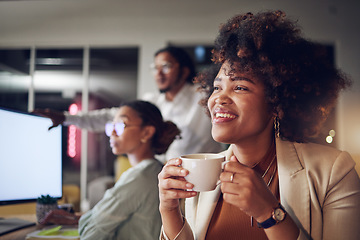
top-left (158, 158), bottom-right (197, 212)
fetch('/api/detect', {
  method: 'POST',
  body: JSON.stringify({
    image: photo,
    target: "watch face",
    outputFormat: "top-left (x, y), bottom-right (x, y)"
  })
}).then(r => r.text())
top-left (273, 208), bottom-right (286, 221)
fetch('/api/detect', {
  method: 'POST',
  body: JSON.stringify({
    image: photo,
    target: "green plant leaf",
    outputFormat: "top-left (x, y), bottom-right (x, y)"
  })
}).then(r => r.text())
top-left (38, 226), bottom-right (62, 236)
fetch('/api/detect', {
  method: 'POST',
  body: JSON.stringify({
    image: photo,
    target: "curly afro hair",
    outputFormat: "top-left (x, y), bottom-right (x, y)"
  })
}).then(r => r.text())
top-left (195, 10), bottom-right (352, 143)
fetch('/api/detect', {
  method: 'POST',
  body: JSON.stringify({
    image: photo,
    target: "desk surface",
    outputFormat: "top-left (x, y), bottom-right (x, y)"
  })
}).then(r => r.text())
top-left (0, 214), bottom-right (40, 240)
top-left (0, 214), bottom-right (78, 240)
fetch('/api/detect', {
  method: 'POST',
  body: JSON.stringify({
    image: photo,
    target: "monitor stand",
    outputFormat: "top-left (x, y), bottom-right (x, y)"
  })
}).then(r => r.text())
top-left (0, 217), bottom-right (36, 236)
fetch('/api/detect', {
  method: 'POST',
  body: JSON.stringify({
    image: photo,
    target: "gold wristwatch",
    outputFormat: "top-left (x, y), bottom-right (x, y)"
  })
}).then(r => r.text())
top-left (257, 203), bottom-right (287, 229)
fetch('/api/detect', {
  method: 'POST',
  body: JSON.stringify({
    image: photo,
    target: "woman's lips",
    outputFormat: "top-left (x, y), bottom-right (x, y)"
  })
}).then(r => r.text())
top-left (109, 138), bottom-right (117, 148)
top-left (212, 109), bottom-right (237, 123)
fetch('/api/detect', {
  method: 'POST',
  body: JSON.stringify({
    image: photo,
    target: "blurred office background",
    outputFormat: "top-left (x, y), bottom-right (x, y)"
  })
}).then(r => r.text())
top-left (1, 0), bottom-right (359, 206)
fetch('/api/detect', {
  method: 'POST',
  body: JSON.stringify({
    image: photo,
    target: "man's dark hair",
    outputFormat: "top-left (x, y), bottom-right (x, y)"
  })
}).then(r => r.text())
top-left (155, 46), bottom-right (196, 84)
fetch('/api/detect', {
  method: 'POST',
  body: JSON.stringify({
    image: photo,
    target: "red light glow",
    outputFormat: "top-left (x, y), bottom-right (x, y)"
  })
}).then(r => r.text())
top-left (67, 104), bottom-right (79, 158)
top-left (69, 104), bottom-right (78, 115)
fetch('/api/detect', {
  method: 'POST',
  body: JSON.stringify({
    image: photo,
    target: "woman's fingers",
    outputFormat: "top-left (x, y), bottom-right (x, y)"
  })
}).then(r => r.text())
top-left (219, 160), bottom-right (279, 220)
top-left (158, 159), bottom-right (197, 212)
top-left (159, 158), bottom-right (188, 179)
top-left (220, 171), bottom-right (238, 183)
top-left (159, 158), bottom-right (193, 190)
top-left (160, 188), bottom-right (197, 200)
top-left (159, 173), bottom-right (193, 191)
top-left (158, 158), bottom-right (196, 200)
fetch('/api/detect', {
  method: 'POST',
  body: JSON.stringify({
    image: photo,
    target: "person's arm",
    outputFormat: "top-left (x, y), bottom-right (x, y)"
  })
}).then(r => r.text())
top-left (220, 156), bottom-right (299, 240)
top-left (40, 209), bottom-right (80, 225)
top-left (259, 210), bottom-right (299, 240)
top-left (158, 158), bottom-right (197, 239)
top-left (80, 165), bottom-right (160, 240)
top-left (63, 107), bottom-right (119, 132)
top-left (321, 152), bottom-right (360, 240)
top-left (32, 109), bottom-right (65, 130)
top-left (78, 183), bottom-right (135, 239)
top-left (159, 206), bottom-right (184, 239)
top-left (33, 107), bottom-right (119, 132)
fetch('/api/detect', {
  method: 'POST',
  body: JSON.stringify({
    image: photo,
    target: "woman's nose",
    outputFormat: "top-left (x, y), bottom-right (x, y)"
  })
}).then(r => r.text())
top-left (215, 94), bottom-right (231, 105)
top-left (111, 128), bottom-right (117, 136)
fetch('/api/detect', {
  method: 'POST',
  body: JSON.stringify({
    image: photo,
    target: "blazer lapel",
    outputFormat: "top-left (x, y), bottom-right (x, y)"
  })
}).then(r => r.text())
top-left (276, 139), bottom-right (311, 236)
top-left (194, 186), bottom-right (221, 240)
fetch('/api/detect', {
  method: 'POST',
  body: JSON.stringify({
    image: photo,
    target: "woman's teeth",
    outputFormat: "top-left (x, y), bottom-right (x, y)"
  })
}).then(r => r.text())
top-left (215, 113), bottom-right (235, 119)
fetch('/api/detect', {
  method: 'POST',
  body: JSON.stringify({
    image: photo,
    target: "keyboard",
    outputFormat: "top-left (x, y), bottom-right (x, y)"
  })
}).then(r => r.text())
top-left (0, 218), bottom-right (36, 236)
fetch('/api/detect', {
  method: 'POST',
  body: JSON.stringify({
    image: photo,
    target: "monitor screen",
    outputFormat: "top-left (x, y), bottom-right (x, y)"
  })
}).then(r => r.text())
top-left (0, 107), bottom-right (62, 205)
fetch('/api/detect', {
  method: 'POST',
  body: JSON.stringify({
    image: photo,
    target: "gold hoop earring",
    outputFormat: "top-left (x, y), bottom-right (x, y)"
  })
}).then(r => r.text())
top-left (274, 116), bottom-right (280, 138)
top-left (141, 139), bottom-right (147, 143)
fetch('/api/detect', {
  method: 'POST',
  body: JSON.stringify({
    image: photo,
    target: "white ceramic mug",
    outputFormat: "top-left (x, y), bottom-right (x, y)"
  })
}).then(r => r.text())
top-left (181, 153), bottom-right (226, 192)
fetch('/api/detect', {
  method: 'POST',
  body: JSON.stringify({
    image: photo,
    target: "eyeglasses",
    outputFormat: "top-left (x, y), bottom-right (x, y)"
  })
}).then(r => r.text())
top-left (105, 122), bottom-right (141, 137)
top-left (150, 62), bottom-right (174, 74)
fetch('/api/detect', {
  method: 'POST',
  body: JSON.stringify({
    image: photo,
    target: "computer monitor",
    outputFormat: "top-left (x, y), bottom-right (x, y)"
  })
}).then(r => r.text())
top-left (0, 107), bottom-right (63, 205)
top-left (0, 107), bottom-right (63, 235)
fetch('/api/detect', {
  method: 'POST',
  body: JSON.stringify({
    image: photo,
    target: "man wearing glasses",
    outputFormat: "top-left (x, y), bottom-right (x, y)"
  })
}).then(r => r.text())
top-left (34, 46), bottom-right (224, 162)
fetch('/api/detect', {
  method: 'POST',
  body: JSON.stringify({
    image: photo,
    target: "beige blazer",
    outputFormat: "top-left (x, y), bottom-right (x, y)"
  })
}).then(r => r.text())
top-left (161, 139), bottom-right (360, 240)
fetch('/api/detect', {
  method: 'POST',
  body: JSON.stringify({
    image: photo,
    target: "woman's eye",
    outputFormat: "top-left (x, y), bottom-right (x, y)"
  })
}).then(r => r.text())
top-left (235, 86), bottom-right (248, 91)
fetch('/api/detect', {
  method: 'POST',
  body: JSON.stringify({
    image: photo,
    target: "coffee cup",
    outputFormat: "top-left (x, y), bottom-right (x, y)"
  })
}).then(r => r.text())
top-left (181, 153), bottom-right (226, 192)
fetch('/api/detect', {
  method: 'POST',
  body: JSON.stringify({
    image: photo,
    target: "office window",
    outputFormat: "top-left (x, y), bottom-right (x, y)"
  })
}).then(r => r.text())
top-left (0, 46), bottom-right (139, 186)
top-left (0, 49), bottom-right (31, 112)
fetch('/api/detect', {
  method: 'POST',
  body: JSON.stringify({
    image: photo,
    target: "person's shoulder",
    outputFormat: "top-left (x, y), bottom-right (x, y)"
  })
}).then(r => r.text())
top-left (138, 159), bottom-right (163, 176)
top-left (180, 83), bottom-right (206, 102)
top-left (293, 141), bottom-right (354, 171)
top-left (142, 91), bottom-right (160, 102)
top-left (128, 160), bottom-right (163, 192)
top-left (124, 160), bottom-right (162, 181)
top-left (294, 141), bottom-right (341, 156)
top-left (113, 161), bottom-right (162, 194)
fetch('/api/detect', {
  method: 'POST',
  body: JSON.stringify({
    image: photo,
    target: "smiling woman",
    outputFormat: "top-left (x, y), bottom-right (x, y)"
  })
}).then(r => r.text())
top-left (208, 62), bottom-right (274, 150)
top-left (157, 10), bottom-right (360, 240)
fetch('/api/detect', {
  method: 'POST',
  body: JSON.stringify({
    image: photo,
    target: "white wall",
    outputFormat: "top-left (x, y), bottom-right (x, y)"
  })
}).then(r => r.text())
top-left (1, 0), bottom-right (359, 163)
